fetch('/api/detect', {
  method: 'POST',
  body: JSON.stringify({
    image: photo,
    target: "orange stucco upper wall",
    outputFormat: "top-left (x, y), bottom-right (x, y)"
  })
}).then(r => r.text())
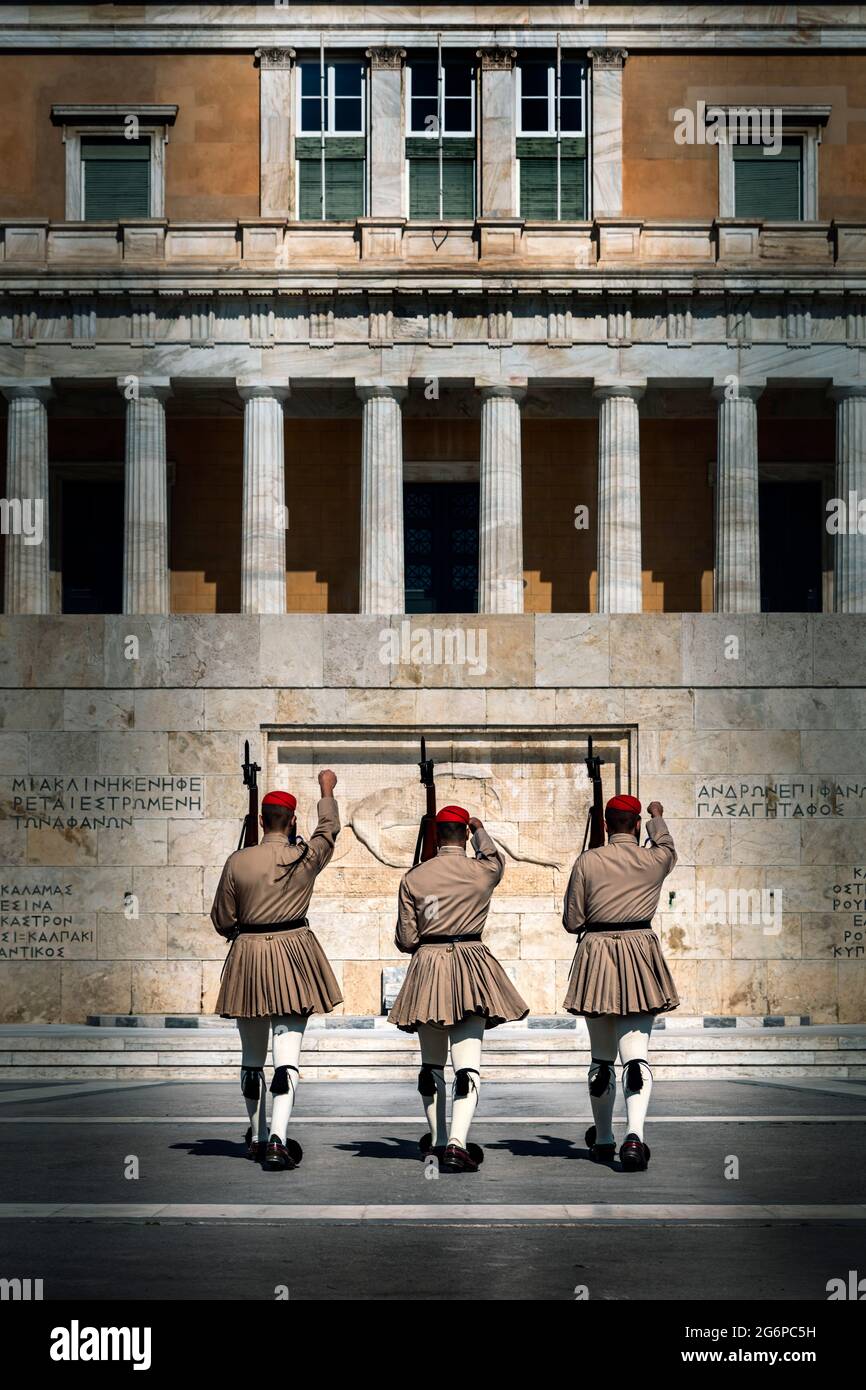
top-left (0, 53), bottom-right (259, 221)
top-left (3, 49), bottom-right (866, 221)
top-left (623, 52), bottom-right (866, 220)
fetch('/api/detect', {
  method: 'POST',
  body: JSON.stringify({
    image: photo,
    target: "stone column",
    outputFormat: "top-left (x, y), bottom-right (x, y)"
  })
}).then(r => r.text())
top-left (830, 385), bottom-right (866, 613)
top-left (358, 384), bottom-right (406, 614)
top-left (1, 381), bottom-right (52, 614)
top-left (255, 47), bottom-right (295, 218)
top-left (594, 384), bottom-right (644, 614)
top-left (712, 385), bottom-right (763, 613)
top-left (477, 47), bottom-right (518, 218)
top-left (478, 383), bottom-right (525, 614)
top-left (366, 47), bottom-right (406, 217)
top-left (239, 382), bottom-right (289, 615)
top-left (118, 377), bottom-right (171, 615)
top-left (588, 49), bottom-right (627, 217)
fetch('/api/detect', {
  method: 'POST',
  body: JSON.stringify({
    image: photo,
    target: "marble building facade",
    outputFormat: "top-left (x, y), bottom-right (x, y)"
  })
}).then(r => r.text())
top-left (0, 6), bottom-right (864, 1028)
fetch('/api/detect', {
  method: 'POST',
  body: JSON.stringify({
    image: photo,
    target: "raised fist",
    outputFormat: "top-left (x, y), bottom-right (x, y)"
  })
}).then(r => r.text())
top-left (647, 801), bottom-right (663, 819)
top-left (468, 817), bottom-right (483, 833)
top-left (318, 769), bottom-right (337, 796)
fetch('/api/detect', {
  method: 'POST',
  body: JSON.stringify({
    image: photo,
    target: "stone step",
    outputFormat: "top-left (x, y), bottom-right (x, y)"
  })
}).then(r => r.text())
top-left (0, 1064), bottom-right (862, 1083)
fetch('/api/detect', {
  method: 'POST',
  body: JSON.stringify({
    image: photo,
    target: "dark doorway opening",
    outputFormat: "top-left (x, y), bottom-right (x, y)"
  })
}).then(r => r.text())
top-left (758, 479), bottom-right (823, 613)
top-left (404, 481), bottom-right (479, 613)
top-left (61, 476), bottom-right (124, 613)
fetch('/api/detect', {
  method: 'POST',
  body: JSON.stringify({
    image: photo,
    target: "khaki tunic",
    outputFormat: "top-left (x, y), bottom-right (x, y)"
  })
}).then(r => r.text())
top-left (389, 827), bottom-right (529, 1032)
top-left (211, 796), bottom-right (343, 1019)
top-left (562, 817), bottom-right (680, 1017)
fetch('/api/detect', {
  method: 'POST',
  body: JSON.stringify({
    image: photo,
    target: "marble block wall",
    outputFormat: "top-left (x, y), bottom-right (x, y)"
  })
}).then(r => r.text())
top-left (0, 612), bottom-right (863, 1025)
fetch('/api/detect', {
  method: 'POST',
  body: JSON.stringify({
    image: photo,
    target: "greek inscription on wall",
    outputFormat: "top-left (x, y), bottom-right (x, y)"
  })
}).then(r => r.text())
top-left (8, 776), bottom-right (204, 831)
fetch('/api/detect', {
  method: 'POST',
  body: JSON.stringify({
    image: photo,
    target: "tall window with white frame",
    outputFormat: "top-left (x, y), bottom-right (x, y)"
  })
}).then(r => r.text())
top-left (406, 49), bottom-right (476, 219)
top-left (296, 52), bottom-right (366, 220)
top-left (517, 52), bottom-right (587, 219)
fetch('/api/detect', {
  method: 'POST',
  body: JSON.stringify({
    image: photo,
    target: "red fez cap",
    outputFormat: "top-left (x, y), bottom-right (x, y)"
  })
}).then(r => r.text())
top-left (606, 794), bottom-right (641, 815)
top-left (262, 790), bottom-right (297, 813)
top-left (436, 805), bottom-right (470, 825)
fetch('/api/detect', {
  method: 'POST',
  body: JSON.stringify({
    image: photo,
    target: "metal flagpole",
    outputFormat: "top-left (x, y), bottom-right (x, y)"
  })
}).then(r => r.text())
top-left (556, 33), bottom-right (562, 222)
top-left (437, 32), bottom-right (444, 222)
top-left (319, 32), bottom-right (326, 219)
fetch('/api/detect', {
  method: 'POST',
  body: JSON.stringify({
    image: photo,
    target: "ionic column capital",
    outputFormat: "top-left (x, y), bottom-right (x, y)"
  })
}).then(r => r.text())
top-left (237, 379), bottom-right (290, 403)
top-left (116, 375), bottom-right (171, 403)
top-left (356, 382), bottom-right (407, 404)
top-left (828, 384), bottom-right (866, 403)
top-left (588, 48), bottom-right (628, 71)
top-left (476, 380), bottom-right (527, 403)
top-left (593, 382), bottom-right (645, 404)
top-left (365, 47), bottom-right (406, 70)
top-left (255, 48), bottom-right (296, 70)
top-left (0, 379), bottom-right (53, 404)
top-left (711, 383), bottom-right (764, 404)
top-left (477, 47), bottom-right (517, 71)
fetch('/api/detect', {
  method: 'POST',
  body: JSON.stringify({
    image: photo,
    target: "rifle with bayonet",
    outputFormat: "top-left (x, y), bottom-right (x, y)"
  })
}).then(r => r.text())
top-left (582, 735), bottom-right (606, 852)
top-left (237, 739), bottom-right (261, 850)
top-left (413, 736), bottom-right (438, 865)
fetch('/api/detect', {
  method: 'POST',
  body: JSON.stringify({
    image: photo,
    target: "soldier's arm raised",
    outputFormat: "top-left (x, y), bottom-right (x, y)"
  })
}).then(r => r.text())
top-left (306, 770), bottom-right (341, 871)
top-left (562, 856), bottom-right (587, 935)
top-left (211, 856), bottom-right (239, 937)
top-left (644, 800), bottom-right (677, 875)
top-left (394, 874), bottom-right (420, 955)
top-left (469, 817), bottom-right (505, 885)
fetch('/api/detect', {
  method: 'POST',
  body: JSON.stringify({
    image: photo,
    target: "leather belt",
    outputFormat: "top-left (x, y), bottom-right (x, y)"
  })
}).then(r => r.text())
top-left (418, 933), bottom-right (483, 946)
top-left (585, 920), bottom-right (652, 932)
top-left (236, 918), bottom-right (309, 934)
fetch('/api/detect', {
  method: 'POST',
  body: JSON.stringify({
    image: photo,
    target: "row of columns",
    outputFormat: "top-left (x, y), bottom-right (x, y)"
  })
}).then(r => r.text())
top-left (3, 379), bottom-right (865, 615)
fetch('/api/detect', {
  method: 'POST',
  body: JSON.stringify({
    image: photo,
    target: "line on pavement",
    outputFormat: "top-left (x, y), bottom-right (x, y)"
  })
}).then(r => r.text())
top-left (0, 1081), bottom-right (168, 1106)
top-left (0, 1203), bottom-right (862, 1222)
top-left (0, 1114), bottom-right (862, 1124)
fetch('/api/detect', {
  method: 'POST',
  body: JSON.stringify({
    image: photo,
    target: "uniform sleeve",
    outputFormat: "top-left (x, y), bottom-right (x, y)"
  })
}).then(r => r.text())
top-left (471, 826), bottom-right (505, 886)
top-left (305, 796), bottom-right (341, 873)
top-left (394, 874), bottom-right (420, 955)
top-left (211, 856), bottom-right (238, 937)
top-left (644, 816), bottom-right (677, 877)
top-left (562, 854), bottom-right (587, 934)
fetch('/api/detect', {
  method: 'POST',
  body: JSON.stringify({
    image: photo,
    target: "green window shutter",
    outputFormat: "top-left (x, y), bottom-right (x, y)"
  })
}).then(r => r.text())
top-left (519, 156), bottom-right (585, 219)
top-left (733, 139), bottom-right (802, 220)
top-left (409, 156), bottom-right (474, 218)
top-left (82, 137), bottom-right (150, 219)
top-left (297, 153), bottom-right (364, 220)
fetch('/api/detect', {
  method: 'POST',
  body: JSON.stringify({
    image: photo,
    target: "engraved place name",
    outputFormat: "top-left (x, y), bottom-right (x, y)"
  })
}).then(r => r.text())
top-left (8, 775), bottom-right (203, 831)
top-left (0, 881), bottom-right (93, 959)
top-left (696, 781), bottom-right (866, 818)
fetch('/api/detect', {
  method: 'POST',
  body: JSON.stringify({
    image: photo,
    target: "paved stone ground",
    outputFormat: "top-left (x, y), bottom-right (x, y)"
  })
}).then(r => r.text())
top-left (1, 1077), bottom-right (864, 1301)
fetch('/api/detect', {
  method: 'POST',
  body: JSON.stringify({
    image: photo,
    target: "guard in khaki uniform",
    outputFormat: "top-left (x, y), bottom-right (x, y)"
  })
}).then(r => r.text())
top-left (389, 804), bottom-right (528, 1173)
top-left (211, 770), bottom-right (343, 1171)
top-left (562, 794), bottom-right (679, 1172)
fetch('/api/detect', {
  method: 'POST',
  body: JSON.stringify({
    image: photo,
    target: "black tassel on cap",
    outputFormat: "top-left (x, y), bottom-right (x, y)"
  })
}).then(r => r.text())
top-left (589, 1059), bottom-right (613, 1097)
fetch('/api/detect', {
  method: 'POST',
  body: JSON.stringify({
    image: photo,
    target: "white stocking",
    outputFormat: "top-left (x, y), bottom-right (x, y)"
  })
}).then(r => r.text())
top-left (617, 1011), bottom-right (655, 1142)
top-left (448, 1015), bottom-right (485, 1148)
top-left (270, 1014), bottom-right (307, 1144)
top-left (237, 1017), bottom-right (270, 1144)
top-left (585, 1015), bottom-right (618, 1146)
top-left (416, 1023), bottom-right (448, 1148)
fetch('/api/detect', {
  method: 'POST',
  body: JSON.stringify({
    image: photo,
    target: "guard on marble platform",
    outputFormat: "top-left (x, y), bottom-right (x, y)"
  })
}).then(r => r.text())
top-left (389, 805), bottom-right (529, 1173)
top-left (562, 795), bottom-right (679, 1172)
top-left (211, 772), bottom-right (343, 1172)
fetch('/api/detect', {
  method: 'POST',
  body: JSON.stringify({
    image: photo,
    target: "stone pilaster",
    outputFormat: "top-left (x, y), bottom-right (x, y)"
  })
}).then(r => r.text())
top-left (477, 47), bottom-right (518, 218)
top-left (1, 381), bottom-right (52, 615)
top-left (588, 48), bottom-right (627, 217)
top-left (366, 47), bottom-right (406, 218)
top-left (238, 381), bottom-right (289, 615)
top-left (255, 47), bottom-right (295, 218)
top-left (830, 385), bottom-right (866, 612)
top-left (478, 383), bottom-right (525, 614)
top-left (594, 383), bottom-right (644, 614)
top-left (118, 377), bottom-right (171, 615)
top-left (712, 385), bottom-right (763, 613)
top-left (358, 384), bottom-right (406, 614)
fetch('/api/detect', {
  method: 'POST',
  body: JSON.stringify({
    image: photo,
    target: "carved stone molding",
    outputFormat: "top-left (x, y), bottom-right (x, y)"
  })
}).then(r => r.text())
top-left (365, 47), bottom-right (406, 70)
top-left (477, 48), bottom-right (517, 71)
top-left (588, 49), bottom-right (628, 71)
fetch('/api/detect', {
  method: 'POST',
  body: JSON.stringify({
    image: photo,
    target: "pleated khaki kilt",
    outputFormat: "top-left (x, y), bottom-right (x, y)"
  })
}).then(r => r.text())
top-left (216, 925), bottom-right (343, 1020)
top-left (389, 938), bottom-right (530, 1033)
top-left (563, 928), bottom-right (680, 1018)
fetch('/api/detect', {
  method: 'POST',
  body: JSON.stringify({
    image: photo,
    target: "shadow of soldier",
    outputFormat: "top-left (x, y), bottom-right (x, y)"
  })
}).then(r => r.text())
top-left (334, 1137), bottom-right (425, 1161)
top-left (170, 1137), bottom-right (251, 1160)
